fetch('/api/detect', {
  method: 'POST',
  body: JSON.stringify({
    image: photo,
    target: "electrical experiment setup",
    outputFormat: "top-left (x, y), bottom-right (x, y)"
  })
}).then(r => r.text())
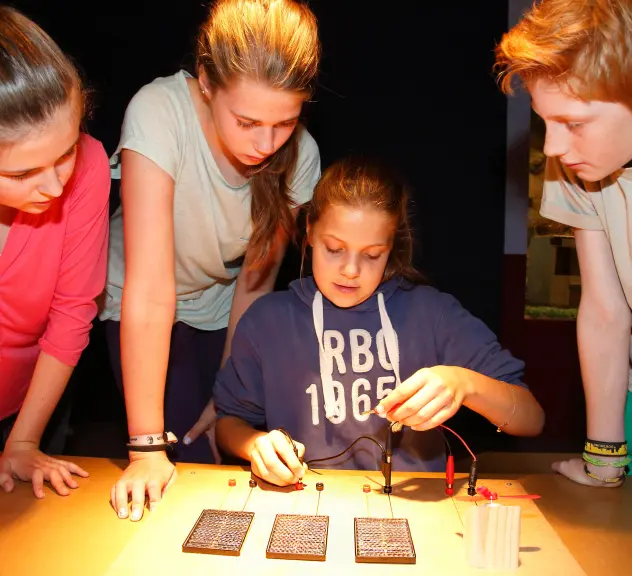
top-left (180, 420), bottom-right (497, 566)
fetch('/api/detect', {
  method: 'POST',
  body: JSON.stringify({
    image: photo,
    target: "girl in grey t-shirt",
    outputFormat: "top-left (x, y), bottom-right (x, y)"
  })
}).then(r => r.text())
top-left (106, 0), bottom-right (321, 522)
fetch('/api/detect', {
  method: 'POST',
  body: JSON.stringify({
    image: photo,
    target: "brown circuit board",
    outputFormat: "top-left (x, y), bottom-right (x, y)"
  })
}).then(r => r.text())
top-left (182, 509), bottom-right (254, 556)
top-left (354, 517), bottom-right (416, 564)
top-left (266, 514), bottom-right (329, 561)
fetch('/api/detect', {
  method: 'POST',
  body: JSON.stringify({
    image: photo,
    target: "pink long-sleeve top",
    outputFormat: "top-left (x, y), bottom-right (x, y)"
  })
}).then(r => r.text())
top-left (0, 133), bottom-right (110, 420)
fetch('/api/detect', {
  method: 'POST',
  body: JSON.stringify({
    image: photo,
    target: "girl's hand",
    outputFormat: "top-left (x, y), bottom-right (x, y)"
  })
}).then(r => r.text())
top-left (183, 400), bottom-right (221, 463)
top-left (110, 451), bottom-right (177, 521)
top-left (185, 400), bottom-right (218, 445)
top-left (375, 366), bottom-right (471, 430)
top-left (249, 430), bottom-right (307, 487)
top-left (0, 441), bottom-right (89, 498)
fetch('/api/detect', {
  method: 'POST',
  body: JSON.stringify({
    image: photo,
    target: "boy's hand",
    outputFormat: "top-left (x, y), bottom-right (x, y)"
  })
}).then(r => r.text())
top-left (375, 366), bottom-right (470, 431)
top-left (552, 457), bottom-right (625, 488)
top-left (249, 430), bottom-right (307, 487)
top-left (0, 441), bottom-right (89, 498)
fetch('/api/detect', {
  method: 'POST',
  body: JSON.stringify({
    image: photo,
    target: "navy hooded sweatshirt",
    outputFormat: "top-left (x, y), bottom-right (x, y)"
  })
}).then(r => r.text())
top-left (214, 276), bottom-right (526, 472)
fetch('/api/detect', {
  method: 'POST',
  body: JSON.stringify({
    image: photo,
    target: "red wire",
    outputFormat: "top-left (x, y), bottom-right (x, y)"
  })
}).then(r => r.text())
top-left (439, 424), bottom-right (477, 461)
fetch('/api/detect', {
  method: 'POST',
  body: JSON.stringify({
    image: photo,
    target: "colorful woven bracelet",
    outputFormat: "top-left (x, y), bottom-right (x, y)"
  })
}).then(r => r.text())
top-left (583, 452), bottom-right (631, 469)
top-left (583, 463), bottom-right (626, 484)
top-left (584, 439), bottom-right (628, 457)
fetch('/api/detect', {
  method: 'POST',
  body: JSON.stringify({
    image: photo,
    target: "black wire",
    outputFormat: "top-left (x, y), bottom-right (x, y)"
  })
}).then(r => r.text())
top-left (437, 427), bottom-right (452, 456)
top-left (277, 428), bottom-right (299, 457)
top-left (305, 436), bottom-right (386, 467)
top-left (282, 426), bottom-right (453, 469)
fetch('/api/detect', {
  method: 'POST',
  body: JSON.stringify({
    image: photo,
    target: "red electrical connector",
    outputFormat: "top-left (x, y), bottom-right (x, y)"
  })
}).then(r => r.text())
top-left (477, 486), bottom-right (498, 502)
top-left (445, 455), bottom-right (455, 496)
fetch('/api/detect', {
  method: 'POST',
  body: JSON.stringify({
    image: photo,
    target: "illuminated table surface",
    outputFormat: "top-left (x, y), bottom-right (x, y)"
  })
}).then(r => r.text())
top-left (0, 456), bottom-right (630, 575)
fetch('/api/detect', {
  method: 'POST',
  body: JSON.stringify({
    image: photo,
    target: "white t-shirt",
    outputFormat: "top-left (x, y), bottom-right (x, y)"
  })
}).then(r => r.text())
top-left (101, 71), bottom-right (321, 330)
top-left (540, 157), bottom-right (632, 391)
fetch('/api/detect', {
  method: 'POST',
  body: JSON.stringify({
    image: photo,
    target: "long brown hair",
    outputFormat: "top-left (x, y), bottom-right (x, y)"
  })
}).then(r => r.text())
top-left (305, 158), bottom-right (424, 285)
top-left (196, 0), bottom-right (320, 264)
top-left (0, 6), bottom-right (85, 142)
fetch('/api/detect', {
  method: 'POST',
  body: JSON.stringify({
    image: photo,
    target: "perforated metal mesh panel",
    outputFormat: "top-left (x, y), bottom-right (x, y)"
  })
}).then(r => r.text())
top-left (182, 509), bottom-right (254, 556)
top-left (354, 517), bottom-right (416, 564)
top-left (266, 514), bottom-right (329, 561)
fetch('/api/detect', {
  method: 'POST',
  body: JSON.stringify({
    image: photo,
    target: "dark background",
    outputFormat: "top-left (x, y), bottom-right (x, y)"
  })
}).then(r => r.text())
top-left (10, 1), bottom-right (513, 458)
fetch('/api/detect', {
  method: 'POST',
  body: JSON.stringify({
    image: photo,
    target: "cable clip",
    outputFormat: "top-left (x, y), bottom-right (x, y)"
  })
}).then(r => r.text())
top-left (477, 486), bottom-right (498, 502)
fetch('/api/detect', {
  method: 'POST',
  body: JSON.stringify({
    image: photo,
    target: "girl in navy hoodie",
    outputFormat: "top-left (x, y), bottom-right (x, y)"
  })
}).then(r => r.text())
top-left (212, 158), bottom-right (545, 486)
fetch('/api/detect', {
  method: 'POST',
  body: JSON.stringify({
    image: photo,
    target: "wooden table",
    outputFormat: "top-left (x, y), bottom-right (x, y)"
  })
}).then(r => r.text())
top-left (0, 457), bottom-right (630, 575)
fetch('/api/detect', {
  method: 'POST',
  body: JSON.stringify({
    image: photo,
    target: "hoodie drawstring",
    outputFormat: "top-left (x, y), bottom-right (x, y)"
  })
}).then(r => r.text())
top-left (313, 290), bottom-right (401, 422)
top-left (377, 292), bottom-right (402, 387)
top-left (312, 291), bottom-right (340, 419)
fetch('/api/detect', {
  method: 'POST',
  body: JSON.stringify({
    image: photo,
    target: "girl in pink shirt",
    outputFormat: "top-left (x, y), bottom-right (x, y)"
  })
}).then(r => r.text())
top-left (0, 7), bottom-right (109, 498)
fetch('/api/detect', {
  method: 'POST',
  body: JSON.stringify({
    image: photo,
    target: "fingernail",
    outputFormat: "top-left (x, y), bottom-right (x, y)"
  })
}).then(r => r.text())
top-left (150, 502), bottom-right (158, 512)
top-left (183, 436), bottom-right (192, 445)
top-left (131, 508), bottom-right (141, 521)
top-left (118, 507), bottom-right (128, 519)
top-left (375, 405), bottom-right (385, 417)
